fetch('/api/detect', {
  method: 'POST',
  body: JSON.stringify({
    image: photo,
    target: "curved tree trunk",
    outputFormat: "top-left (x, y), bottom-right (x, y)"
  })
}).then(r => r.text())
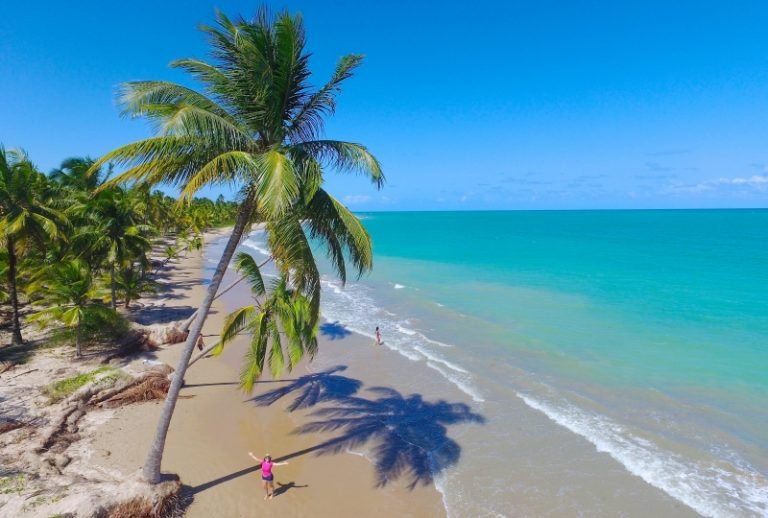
top-left (180, 256), bottom-right (271, 333)
top-left (7, 237), bottom-right (23, 345)
top-left (142, 198), bottom-right (254, 484)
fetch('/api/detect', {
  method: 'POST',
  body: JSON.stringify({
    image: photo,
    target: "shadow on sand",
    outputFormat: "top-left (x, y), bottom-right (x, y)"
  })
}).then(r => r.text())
top-left (247, 366), bottom-right (362, 411)
top-left (319, 321), bottom-right (352, 340)
top-left (190, 367), bottom-right (484, 495)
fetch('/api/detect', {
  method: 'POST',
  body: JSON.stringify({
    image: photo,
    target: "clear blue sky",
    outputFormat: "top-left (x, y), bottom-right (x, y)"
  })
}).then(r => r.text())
top-left (2, 1), bottom-right (768, 210)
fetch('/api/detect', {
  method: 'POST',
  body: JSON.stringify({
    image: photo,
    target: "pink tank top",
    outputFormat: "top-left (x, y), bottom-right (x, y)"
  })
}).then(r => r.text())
top-left (261, 460), bottom-right (273, 477)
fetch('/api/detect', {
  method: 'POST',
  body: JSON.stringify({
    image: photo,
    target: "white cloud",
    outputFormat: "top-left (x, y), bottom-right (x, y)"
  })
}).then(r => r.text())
top-left (343, 195), bottom-right (370, 205)
top-left (717, 175), bottom-right (768, 186)
top-left (661, 174), bottom-right (768, 196)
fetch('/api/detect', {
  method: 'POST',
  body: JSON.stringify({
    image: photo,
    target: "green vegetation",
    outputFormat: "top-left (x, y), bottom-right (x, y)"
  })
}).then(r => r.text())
top-left (1, 6), bottom-right (382, 487)
top-left (0, 151), bottom-right (239, 357)
top-left (0, 473), bottom-right (26, 495)
top-left (42, 366), bottom-right (117, 402)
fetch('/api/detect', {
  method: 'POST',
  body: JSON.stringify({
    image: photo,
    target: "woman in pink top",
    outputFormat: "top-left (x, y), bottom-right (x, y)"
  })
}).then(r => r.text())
top-left (248, 451), bottom-right (289, 500)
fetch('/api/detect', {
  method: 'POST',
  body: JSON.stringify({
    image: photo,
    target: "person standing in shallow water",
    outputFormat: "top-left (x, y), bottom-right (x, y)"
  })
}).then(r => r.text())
top-left (375, 326), bottom-right (382, 345)
top-left (249, 452), bottom-right (288, 500)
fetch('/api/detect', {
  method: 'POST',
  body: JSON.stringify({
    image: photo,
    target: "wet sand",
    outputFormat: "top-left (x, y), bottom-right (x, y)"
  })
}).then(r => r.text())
top-left (89, 229), bottom-right (446, 517)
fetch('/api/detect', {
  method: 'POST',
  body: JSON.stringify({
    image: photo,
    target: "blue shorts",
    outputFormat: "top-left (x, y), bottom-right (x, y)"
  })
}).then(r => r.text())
top-left (262, 474), bottom-right (274, 481)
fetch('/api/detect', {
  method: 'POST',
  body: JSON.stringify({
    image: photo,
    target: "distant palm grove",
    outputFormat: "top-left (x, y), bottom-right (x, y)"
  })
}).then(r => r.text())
top-left (0, 150), bottom-right (239, 354)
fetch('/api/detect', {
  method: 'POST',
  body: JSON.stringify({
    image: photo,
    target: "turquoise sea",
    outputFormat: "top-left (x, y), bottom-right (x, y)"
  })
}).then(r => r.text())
top-left (242, 209), bottom-right (768, 517)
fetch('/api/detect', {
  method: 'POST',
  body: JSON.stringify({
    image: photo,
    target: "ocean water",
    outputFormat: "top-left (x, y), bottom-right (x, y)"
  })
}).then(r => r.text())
top-left (240, 210), bottom-right (768, 517)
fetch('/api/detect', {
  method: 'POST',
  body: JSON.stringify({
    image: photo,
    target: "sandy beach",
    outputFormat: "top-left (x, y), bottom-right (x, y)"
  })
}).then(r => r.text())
top-left (86, 228), bottom-right (447, 517)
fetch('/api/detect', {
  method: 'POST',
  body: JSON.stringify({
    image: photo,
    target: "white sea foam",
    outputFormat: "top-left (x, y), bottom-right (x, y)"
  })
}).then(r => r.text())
top-left (394, 283), bottom-right (406, 289)
top-left (413, 346), bottom-right (468, 374)
top-left (426, 361), bottom-right (484, 403)
top-left (242, 239), bottom-right (271, 258)
top-left (518, 393), bottom-right (768, 518)
top-left (395, 324), bottom-right (417, 335)
top-left (318, 276), bottom-right (482, 403)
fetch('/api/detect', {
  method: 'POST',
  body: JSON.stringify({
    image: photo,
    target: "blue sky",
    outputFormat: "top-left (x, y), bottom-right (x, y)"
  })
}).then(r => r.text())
top-left (2, 1), bottom-right (768, 210)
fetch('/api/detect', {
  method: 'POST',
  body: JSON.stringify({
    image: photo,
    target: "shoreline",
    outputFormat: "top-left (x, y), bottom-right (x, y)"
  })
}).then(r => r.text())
top-left (90, 228), bottom-right (447, 516)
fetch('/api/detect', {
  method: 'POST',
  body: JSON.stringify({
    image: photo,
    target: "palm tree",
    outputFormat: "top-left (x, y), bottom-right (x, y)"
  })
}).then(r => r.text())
top-left (72, 187), bottom-right (152, 309)
top-left (49, 157), bottom-right (111, 193)
top-left (28, 260), bottom-right (112, 358)
top-left (91, 9), bottom-right (383, 483)
top-left (0, 147), bottom-right (64, 345)
top-left (216, 252), bottom-right (318, 389)
top-left (115, 265), bottom-right (157, 308)
top-left (0, 250), bottom-right (8, 305)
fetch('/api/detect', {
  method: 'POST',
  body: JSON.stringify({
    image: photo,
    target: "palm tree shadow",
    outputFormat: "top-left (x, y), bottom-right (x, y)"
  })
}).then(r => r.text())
top-left (293, 386), bottom-right (485, 490)
top-left (319, 321), bottom-right (352, 340)
top-left (190, 385), bottom-right (484, 495)
top-left (247, 365), bottom-right (362, 411)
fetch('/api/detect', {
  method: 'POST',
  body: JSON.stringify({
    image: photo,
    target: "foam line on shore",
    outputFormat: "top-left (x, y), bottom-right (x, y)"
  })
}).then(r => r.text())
top-left (518, 393), bottom-right (768, 518)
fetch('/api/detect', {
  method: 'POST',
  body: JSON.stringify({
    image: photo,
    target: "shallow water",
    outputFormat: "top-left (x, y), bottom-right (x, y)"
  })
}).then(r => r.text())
top-left (235, 210), bottom-right (767, 517)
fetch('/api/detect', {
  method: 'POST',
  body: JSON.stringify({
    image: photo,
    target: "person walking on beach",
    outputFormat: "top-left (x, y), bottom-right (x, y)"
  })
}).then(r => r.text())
top-left (248, 452), bottom-right (288, 500)
top-left (375, 326), bottom-right (382, 345)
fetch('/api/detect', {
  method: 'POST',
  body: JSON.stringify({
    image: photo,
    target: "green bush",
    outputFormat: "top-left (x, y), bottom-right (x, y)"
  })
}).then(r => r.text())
top-left (49, 308), bottom-right (130, 348)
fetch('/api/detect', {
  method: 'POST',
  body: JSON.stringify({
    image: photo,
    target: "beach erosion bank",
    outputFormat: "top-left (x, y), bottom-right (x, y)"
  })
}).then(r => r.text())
top-left (88, 228), bottom-right (446, 517)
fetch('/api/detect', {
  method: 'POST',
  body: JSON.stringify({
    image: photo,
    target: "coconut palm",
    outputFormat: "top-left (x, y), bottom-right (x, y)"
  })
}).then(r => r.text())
top-left (71, 187), bottom-right (152, 309)
top-left (49, 157), bottom-right (111, 194)
top-left (0, 147), bottom-right (64, 345)
top-left (0, 250), bottom-right (8, 304)
top-left (90, 8), bottom-right (383, 483)
top-left (27, 260), bottom-right (112, 358)
top-left (215, 252), bottom-right (318, 389)
top-left (115, 265), bottom-right (157, 308)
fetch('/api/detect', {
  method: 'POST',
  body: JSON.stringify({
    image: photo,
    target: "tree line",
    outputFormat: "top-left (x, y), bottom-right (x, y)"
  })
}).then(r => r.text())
top-left (0, 151), bottom-right (239, 355)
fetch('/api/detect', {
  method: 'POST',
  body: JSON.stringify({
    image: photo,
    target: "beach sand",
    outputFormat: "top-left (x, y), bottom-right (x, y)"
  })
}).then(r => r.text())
top-left (88, 229), bottom-right (446, 517)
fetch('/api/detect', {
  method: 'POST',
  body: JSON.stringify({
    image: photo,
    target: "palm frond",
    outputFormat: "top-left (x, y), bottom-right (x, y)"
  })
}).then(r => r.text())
top-left (305, 188), bottom-right (373, 282)
top-left (267, 323), bottom-right (285, 377)
top-left (233, 252), bottom-right (266, 296)
top-left (220, 305), bottom-right (259, 346)
top-left (240, 311), bottom-right (269, 392)
top-left (254, 149), bottom-right (298, 216)
top-left (288, 54), bottom-right (364, 142)
top-left (178, 151), bottom-right (257, 203)
top-left (290, 140), bottom-right (384, 187)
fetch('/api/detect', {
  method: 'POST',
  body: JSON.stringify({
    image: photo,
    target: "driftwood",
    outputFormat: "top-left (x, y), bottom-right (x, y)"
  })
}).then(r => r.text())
top-left (96, 366), bottom-right (174, 408)
top-left (0, 419), bottom-right (25, 434)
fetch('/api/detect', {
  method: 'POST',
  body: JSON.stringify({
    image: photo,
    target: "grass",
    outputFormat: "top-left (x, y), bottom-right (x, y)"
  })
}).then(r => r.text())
top-left (0, 473), bottom-right (26, 495)
top-left (42, 366), bottom-right (119, 402)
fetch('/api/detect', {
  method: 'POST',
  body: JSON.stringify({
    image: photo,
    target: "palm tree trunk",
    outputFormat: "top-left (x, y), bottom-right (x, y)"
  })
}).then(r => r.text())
top-left (143, 198), bottom-right (255, 484)
top-left (75, 323), bottom-right (82, 358)
top-left (110, 263), bottom-right (117, 310)
top-left (180, 256), bottom-right (271, 333)
top-left (7, 237), bottom-right (23, 345)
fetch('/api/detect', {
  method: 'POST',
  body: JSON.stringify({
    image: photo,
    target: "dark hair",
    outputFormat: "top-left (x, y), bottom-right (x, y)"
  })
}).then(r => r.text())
top-left (264, 455), bottom-right (272, 462)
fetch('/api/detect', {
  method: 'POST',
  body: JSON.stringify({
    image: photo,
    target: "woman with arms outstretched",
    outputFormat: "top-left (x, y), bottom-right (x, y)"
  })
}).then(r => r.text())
top-left (249, 451), bottom-right (289, 500)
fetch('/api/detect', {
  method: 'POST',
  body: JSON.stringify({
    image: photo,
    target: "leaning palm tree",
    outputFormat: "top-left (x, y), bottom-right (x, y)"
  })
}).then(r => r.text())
top-left (0, 147), bottom-right (64, 345)
top-left (215, 252), bottom-right (318, 389)
top-left (90, 9), bottom-right (383, 483)
top-left (28, 260), bottom-right (112, 358)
